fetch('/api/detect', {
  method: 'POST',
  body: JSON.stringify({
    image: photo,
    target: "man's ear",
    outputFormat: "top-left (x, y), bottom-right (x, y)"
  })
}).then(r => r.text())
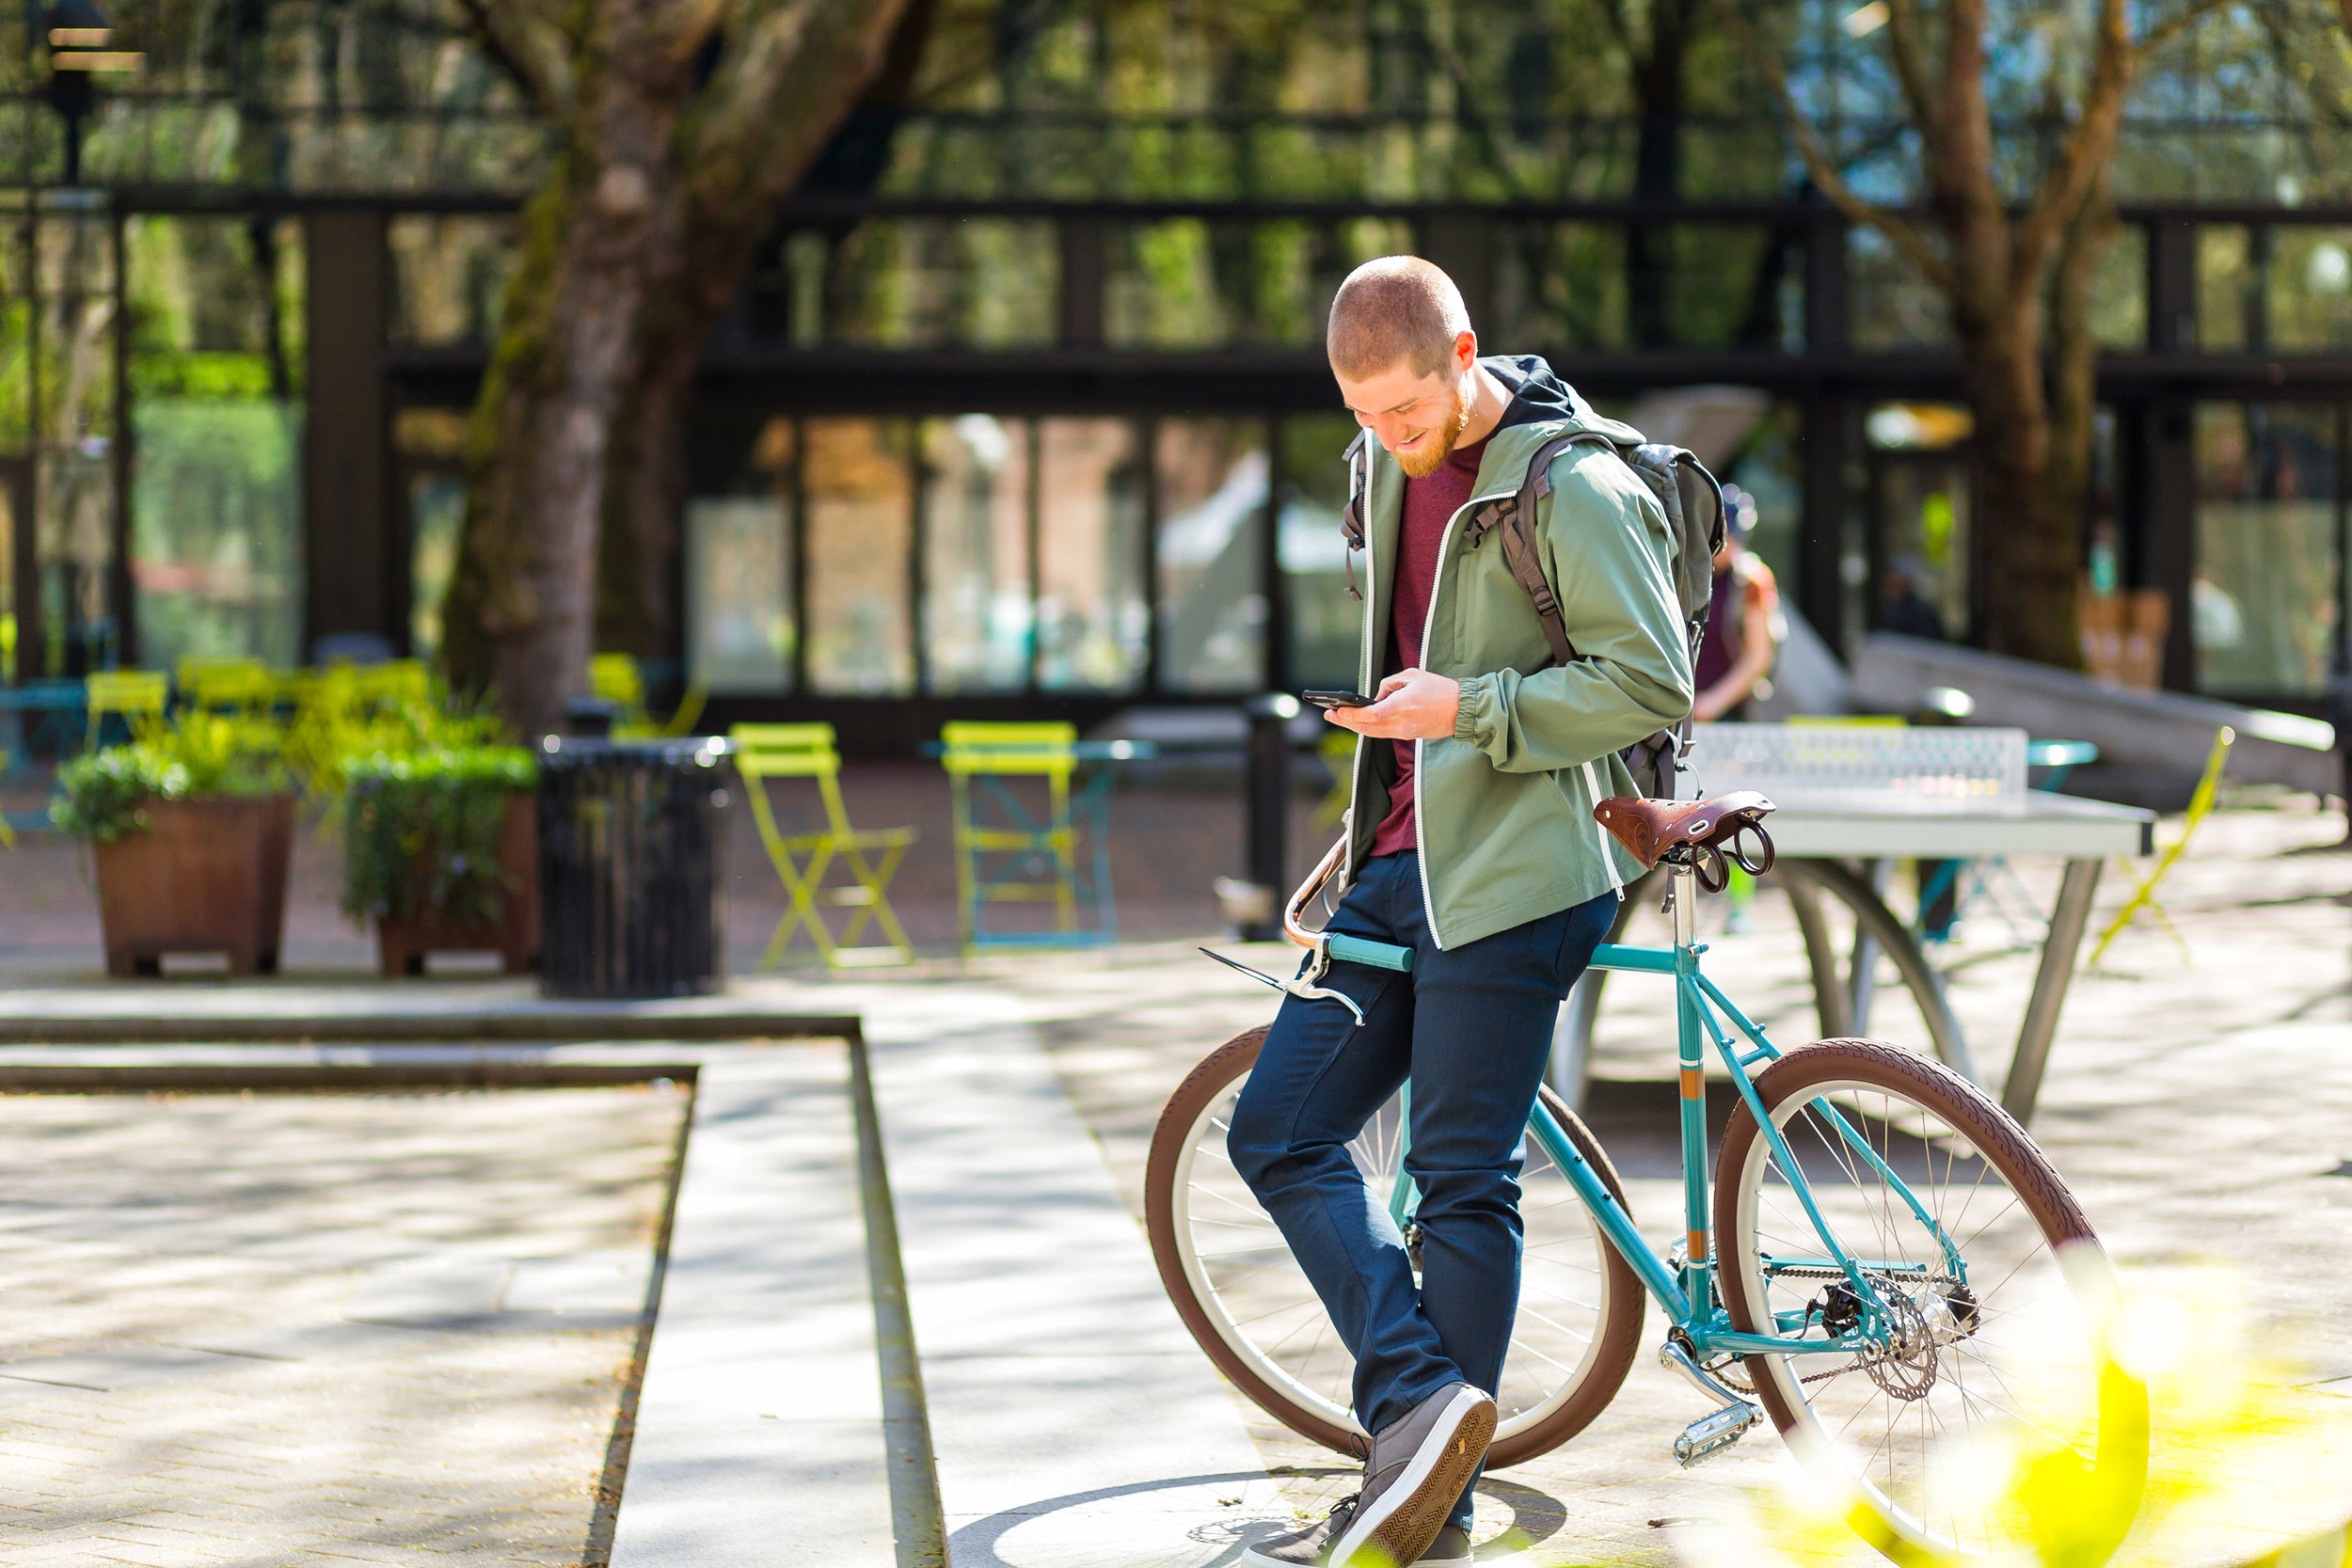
top-left (1454, 330), bottom-right (1478, 374)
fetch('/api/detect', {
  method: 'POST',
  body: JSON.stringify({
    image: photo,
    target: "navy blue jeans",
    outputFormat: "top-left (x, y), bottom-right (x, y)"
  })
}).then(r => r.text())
top-left (1227, 852), bottom-right (1614, 1528)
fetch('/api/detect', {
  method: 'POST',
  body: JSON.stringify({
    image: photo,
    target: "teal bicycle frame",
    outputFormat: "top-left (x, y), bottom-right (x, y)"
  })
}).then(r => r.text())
top-left (1364, 858), bottom-right (1972, 1366)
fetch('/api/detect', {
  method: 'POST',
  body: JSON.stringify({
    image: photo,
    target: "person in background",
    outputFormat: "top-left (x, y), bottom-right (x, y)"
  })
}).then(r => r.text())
top-left (1692, 484), bottom-right (1781, 722)
top-left (1881, 556), bottom-right (1948, 641)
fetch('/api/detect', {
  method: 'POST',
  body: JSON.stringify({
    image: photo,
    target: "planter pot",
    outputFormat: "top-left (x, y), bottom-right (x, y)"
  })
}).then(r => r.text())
top-left (93, 794), bottom-right (294, 977)
top-left (374, 793), bottom-right (540, 976)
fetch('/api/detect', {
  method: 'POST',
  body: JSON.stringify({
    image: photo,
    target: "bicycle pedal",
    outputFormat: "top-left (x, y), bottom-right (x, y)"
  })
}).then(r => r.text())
top-left (1673, 1400), bottom-right (1760, 1467)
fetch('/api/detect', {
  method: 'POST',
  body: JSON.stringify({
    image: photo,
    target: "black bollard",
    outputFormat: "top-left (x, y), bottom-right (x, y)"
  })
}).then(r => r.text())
top-left (1241, 694), bottom-right (1299, 942)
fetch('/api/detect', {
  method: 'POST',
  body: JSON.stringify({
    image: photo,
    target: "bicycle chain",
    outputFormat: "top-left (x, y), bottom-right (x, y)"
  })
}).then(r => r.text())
top-left (1720, 1268), bottom-right (1967, 1390)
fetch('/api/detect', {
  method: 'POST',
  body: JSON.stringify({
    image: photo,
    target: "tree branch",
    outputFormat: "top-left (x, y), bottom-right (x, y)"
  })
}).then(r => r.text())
top-left (1881, 0), bottom-right (1945, 157)
top-left (453, 0), bottom-right (578, 124)
top-left (2010, 0), bottom-right (2134, 283)
top-left (1737, 14), bottom-right (1955, 292)
top-left (2132, 0), bottom-right (2231, 63)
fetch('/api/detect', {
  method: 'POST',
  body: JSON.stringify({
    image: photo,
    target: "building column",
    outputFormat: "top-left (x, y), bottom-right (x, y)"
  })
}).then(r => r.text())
top-left (1800, 209), bottom-right (1851, 656)
top-left (302, 209), bottom-right (390, 657)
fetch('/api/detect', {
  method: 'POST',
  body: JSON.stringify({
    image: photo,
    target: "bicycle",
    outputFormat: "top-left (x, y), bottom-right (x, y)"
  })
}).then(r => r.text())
top-left (1148, 793), bottom-right (2145, 1563)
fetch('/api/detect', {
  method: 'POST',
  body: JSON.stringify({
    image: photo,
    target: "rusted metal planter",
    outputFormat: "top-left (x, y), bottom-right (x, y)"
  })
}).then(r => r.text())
top-left (93, 794), bottom-right (294, 976)
top-left (373, 793), bottom-right (540, 976)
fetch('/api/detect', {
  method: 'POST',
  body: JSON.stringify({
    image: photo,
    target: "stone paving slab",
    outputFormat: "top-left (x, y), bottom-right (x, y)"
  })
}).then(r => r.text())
top-left (858, 988), bottom-right (1291, 1568)
top-left (0, 1084), bottom-right (685, 1565)
top-left (609, 1045), bottom-right (897, 1568)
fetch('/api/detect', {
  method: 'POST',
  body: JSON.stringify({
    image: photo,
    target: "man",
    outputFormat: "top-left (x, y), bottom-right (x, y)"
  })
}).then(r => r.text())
top-left (1232, 258), bottom-right (1692, 1568)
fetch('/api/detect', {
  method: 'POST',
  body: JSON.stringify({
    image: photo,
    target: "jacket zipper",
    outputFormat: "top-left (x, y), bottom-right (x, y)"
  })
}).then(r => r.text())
top-left (1409, 483), bottom-right (1518, 952)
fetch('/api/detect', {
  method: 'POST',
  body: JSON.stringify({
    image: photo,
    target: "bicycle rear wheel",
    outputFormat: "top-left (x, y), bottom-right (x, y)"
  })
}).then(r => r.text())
top-left (1144, 1026), bottom-right (1645, 1467)
top-left (1714, 1038), bottom-right (2144, 1564)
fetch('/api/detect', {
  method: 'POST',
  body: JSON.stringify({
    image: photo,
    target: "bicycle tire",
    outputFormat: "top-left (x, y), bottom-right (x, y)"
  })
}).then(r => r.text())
top-left (1713, 1038), bottom-right (2143, 1564)
top-left (1144, 1025), bottom-right (1645, 1468)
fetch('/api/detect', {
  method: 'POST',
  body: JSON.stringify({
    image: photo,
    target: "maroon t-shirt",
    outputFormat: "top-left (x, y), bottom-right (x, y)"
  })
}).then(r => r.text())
top-left (1368, 435), bottom-right (1490, 858)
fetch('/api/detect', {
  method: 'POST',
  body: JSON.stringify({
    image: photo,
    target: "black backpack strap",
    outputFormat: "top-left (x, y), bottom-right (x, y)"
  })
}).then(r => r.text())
top-left (1459, 432), bottom-right (1613, 669)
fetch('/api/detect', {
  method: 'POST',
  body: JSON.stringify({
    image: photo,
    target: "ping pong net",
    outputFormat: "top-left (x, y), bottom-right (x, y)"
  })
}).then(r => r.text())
top-left (1686, 722), bottom-right (2029, 806)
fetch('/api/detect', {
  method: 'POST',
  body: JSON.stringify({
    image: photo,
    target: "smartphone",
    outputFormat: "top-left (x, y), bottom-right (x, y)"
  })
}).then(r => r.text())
top-left (1302, 689), bottom-right (1375, 709)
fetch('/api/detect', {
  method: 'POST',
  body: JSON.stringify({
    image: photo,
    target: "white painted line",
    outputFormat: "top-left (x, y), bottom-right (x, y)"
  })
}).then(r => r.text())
top-left (864, 988), bottom-right (1289, 1568)
top-left (610, 1045), bottom-right (895, 1568)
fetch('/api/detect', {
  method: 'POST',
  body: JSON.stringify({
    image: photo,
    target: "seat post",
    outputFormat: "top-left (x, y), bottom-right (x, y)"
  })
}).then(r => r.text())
top-left (1669, 861), bottom-right (1698, 951)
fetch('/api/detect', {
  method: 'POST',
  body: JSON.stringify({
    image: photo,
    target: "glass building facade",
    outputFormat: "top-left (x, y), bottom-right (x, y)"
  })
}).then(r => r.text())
top-left (1, 0), bottom-right (2348, 731)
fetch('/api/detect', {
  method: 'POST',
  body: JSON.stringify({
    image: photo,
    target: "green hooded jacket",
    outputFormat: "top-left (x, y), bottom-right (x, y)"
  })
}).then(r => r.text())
top-left (1341, 355), bottom-right (1694, 948)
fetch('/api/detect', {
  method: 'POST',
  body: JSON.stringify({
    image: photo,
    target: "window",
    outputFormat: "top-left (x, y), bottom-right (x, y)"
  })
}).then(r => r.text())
top-left (921, 415), bottom-right (1031, 692)
top-left (804, 420), bottom-right (915, 695)
top-left (2193, 404), bottom-right (2343, 698)
top-left (1035, 420), bottom-right (1146, 692)
top-left (127, 215), bottom-right (304, 670)
top-left (1155, 420), bottom-right (1267, 692)
top-left (1279, 415), bottom-right (1362, 691)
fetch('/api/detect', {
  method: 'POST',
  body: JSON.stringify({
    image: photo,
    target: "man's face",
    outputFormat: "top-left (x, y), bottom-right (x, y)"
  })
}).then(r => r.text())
top-left (1335, 349), bottom-right (1473, 480)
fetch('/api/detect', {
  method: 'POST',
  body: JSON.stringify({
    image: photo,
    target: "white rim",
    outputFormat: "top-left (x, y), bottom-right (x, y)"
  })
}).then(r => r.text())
top-left (1167, 1062), bottom-right (1620, 1447)
top-left (1729, 1074), bottom-right (2105, 1562)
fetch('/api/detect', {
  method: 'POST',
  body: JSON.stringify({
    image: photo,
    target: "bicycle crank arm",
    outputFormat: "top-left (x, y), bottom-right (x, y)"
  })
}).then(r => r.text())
top-left (1660, 1338), bottom-right (1755, 1407)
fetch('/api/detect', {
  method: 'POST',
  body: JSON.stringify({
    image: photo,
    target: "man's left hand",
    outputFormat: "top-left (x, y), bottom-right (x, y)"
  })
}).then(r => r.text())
top-left (1324, 668), bottom-right (1460, 739)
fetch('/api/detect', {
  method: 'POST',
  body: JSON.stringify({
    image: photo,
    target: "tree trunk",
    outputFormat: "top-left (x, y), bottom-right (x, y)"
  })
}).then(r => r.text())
top-left (440, 9), bottom-right (691, 740)
top-left (2043, 175), bottom-right (2117, 643)
top-left (440, 0), bottom-right (921, 737)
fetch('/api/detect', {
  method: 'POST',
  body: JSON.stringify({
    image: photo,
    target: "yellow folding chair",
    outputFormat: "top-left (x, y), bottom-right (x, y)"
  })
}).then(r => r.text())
top-left (353, 658), bottom-right (431, 711)
top-left (596, 653), bottom-right (709, 738)
top-left (176, 655), bottom-right (275, 712)
top-left (729, 722), bottom-right (915, 968)
top-left (2085, 724), bottom-right (2233, 968)
top-left (84, 670), bottom-right (168, 748)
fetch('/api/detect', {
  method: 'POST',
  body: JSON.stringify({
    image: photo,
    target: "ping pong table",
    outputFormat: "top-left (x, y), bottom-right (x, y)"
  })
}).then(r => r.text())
top-left (1554, 723), bottom-right (2155, 1128)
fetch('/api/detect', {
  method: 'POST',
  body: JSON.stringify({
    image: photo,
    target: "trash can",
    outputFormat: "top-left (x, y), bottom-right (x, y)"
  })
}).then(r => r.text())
top-left (536, 736), bottom-right (730, 998)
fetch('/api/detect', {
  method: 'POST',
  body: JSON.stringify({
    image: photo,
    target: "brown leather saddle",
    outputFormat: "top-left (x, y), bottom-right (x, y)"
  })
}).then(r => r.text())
top-left (1594, 791), bottom-right (1777, 879)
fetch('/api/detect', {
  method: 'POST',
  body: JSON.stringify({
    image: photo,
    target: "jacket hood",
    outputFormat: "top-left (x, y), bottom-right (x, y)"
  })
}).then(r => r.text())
top-left (1483, 354), bottom-right (1644, 445)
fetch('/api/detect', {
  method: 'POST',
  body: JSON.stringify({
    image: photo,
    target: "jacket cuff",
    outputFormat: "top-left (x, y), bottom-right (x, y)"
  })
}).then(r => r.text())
top-left (1453, 673), bottom-right (1494, 746)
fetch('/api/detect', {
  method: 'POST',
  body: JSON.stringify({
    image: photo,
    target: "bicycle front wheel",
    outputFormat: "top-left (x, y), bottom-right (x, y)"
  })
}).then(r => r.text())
top-left (1144, 1026), bottom-right (1645, 1468)
top-left (1714, 1038), bottom-right (2145, 1564)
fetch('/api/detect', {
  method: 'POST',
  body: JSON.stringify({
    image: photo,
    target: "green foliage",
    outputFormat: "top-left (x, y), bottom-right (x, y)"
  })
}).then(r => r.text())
top-left (342, 747), bottom-right (537, 927)
top-left (51, 714), bottom-right (293, 843)
top-left (284, 674), bottom-right (510, 802)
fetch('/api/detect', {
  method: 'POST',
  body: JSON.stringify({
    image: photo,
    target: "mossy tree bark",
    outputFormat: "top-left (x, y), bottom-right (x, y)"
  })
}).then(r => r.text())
top-left (1758, 0), bottom-right (2219, 667)
top-left (441, 0), bottom-right (914, 739)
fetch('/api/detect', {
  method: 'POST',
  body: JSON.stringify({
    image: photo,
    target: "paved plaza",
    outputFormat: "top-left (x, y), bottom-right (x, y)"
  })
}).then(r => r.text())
top-left (0, 1085), bottom-right (686, 1565)
top-left (1, 791), bottom-right (2350, 1562)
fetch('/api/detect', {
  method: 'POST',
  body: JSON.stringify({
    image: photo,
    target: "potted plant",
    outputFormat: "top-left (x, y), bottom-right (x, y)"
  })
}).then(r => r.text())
top-left (343, 746), bottom-right (540, 975)
top-left (54, 715), bottom-right (296, 976)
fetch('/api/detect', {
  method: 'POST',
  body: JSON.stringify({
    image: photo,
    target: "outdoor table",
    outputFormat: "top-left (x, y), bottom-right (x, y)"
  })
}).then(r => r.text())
top-left (0, 680), bottom-right (87, 776)
top-left (1554, 724), bottom-right (2153, 1129)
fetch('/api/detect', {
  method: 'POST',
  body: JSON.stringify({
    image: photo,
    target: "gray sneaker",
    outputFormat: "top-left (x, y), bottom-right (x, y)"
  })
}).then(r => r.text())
top-left (1417, 1525), bottom-right (1473, 1565)
top-left (1240, 1383), bottom-right (1495, 1568)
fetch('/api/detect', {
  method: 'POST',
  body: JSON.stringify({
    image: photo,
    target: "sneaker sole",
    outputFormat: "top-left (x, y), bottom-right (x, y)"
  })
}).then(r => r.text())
top-left (1332, 1387), bottom-right (1496, 1568)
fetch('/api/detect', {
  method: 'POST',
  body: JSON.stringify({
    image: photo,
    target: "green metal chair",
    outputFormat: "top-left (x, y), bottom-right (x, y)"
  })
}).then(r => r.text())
top-left (729, 721), bottom-right (915, 969)
top-left (940, 721), bottom-right (1120, 956)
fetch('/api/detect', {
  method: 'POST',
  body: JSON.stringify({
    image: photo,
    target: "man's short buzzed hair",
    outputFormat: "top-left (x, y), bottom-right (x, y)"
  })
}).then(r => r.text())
top-left (1326, 257), bottom-right (1471, 381)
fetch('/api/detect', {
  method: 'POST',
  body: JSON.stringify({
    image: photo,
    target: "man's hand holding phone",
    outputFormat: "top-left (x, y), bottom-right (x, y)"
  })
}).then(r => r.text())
top-left (1315, 669), bottom-right (1461, 740)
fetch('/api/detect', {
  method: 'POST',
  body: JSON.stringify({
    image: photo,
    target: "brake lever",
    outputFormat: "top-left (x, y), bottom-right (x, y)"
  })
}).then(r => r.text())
top-left (1196, 945), bottom-right (1369, 1028)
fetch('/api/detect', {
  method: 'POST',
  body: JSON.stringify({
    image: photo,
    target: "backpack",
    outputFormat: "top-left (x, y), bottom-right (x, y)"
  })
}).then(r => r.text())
top-left (1339, 427), bottom-right (1725, 799)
